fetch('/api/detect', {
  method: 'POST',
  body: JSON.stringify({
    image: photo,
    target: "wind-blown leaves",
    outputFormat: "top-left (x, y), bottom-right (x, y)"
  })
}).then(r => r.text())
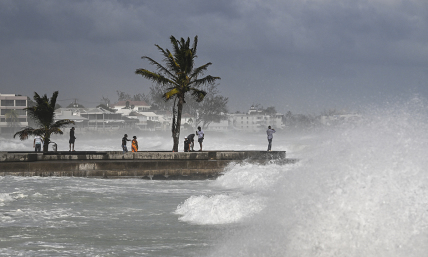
top-left (13, 91), bottom-right (74, 152)
top-left (136, 35), bottom-right (220, 151)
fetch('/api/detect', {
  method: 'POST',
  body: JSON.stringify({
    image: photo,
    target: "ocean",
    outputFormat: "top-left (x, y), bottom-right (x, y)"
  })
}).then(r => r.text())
top-left (1, 98), bottom-right (428, 256)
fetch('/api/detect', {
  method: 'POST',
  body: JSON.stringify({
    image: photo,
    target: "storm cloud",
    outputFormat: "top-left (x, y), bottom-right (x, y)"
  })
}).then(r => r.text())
top-left (1, 0), bottom-right (427, 113)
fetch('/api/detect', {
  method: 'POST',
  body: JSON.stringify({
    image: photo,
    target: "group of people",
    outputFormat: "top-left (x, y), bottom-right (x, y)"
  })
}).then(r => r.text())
top-left (33, 126), bottom-right (76, 152)
top-left (121, 134), bottom-right (138, 153)
top-left (183, 126), bottom-right (204, 152)
top-left (33, 125), bottom-right (277, 153)
top-left (120, 126), bottom-right (206, 154)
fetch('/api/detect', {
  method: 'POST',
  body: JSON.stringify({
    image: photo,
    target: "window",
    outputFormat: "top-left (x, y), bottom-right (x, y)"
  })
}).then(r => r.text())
top-left (15, 100), bottom-right (26, 106)
top-left (1, 100), bottom-right (14, 106)
top-left (18, 118), bottom-right (27, 122)
top-left (1, 109), bottom-right (26, 115)
top-left (16, 109), bottom-right (26, 115)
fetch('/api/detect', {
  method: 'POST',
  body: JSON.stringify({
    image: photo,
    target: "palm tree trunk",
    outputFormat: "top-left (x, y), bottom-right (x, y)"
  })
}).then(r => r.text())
top-left (172, 97), bottom-right (184, 152)
top-left (43, 134), bottom-right (50, 152)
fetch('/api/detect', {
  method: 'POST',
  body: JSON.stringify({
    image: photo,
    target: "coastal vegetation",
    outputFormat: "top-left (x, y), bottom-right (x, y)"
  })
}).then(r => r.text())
top-left (13, 91), bottom-right (74, 152)
top-left (5, 109), bottom-right (20, 130)
top-left (135, 35), bottom-right (220, 152)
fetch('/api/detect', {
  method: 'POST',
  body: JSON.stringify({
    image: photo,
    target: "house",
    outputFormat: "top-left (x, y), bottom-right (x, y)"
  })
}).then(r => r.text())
top-left (202, 119), bottom-right (229, 131)
top-left (319, 113), bottom-right (362, 126)
top-left (128, 111), bottom-right (161, 131)
top-left (54, 109), bottom-right (88, 128)
top-left (228, 106), bottom-right (285, 132)
top-left (111, 100), bottom-right (151, 113)
top-left (0, 93), bottom-right (28, 134)
top-left (55, 107), bottom-right (128, 130)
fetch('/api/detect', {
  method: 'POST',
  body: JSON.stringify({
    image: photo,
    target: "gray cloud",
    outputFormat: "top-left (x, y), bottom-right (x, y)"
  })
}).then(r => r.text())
top-left (0, 0), bottom-right (427, 113)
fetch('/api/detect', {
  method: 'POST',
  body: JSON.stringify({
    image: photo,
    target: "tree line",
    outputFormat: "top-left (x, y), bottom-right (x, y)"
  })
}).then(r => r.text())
top-left (9, 35), bottom-right (345, 152)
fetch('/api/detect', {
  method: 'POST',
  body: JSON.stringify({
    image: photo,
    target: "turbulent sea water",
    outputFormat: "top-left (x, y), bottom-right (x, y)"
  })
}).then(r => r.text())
top-left (1, 98), bottom-right (428, 256)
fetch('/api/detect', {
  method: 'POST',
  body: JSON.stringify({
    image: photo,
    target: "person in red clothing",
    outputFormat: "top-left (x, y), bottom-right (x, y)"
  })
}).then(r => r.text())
top-left (131, 136), bottom-right (138, 152)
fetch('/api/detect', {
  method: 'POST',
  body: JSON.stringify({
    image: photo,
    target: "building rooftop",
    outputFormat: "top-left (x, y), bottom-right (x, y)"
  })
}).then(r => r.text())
top-left (111, 100), bottom-right (149, 107)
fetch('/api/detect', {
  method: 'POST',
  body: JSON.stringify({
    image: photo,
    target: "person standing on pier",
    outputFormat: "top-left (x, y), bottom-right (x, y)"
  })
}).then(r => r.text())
top-left (122, 134), bottom-right (131, 153)
top-left (33, 135), bottom-right (43, 152)
top-left (132, 136), bottom-right (138, 152)
top-left (184, 137), bottom-right (190, 152)
top-left (266, 126), bottom-right (276, 151)
top-left (187, 133), bottom-right (195, 151)
top-left (69, 127), bottom-right (76, 151)
top-left (196, 127), bottom-right (204, 151)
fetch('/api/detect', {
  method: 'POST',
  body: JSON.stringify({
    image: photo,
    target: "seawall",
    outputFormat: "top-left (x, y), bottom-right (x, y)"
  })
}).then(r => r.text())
top-left (0, 151), bottom-right (295, 179)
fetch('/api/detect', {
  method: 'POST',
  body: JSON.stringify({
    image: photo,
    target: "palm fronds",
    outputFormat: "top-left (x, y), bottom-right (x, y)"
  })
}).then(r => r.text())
top-left (136, 35), bottom-right (220, 152)
top-left (190, 89), bottom-right (207, 102)
top-left (13, 127), bottom-right (40, 140)
top-left (14, 91), bottom-right (73, 152)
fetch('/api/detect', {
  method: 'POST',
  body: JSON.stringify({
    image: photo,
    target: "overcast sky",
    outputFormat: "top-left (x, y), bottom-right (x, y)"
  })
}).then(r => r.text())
top-left (1, 0), bottom-right (427, 114)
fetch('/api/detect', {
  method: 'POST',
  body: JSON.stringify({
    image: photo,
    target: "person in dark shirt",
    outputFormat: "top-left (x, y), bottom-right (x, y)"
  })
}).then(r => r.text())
top-left (122, 134), bottom-right (131, 153)
top-left (187, 133), bottom-right (195, 151)
top-left (69, 127), bottom-right (76, 151)
top-left (266, 126), bottom-right (276, 151)
top-left (184, 137), bottom-right (190, 152)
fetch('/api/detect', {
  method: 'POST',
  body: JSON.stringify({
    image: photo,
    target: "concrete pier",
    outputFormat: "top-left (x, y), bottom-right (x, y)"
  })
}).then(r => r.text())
top-left (0, 151), bottom-right (295, 179)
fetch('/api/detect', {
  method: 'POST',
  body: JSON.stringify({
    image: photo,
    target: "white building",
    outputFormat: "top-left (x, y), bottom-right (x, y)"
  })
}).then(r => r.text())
top-left (203, 119), bottom-right (229, 131)
top-left (319, 113), bottom-right (363, 126)
top-left (55, 107), bottom-right (126, 129)
top-left (227, 106), bottom-right (284, 132)
top-left (129, 111), bottom-right (162, 131)
top-left (0, 93), bottom-right (28, 134)
top-left (111, 100), bottom-right (151, 113)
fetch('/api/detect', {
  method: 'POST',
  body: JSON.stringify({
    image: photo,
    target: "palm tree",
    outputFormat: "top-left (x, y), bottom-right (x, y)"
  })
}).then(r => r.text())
top-left (5, 109), bottom-right (20, 130)
top-left (136, 35), bottom-right (220, 152)
top-left (14, 91), bottom-right (74, 152)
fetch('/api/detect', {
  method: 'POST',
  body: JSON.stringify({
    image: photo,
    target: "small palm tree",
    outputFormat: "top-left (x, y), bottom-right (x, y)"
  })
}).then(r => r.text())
top-left (136, 35), bottom-right (220, 151)
top-left (14, 91), bottom-right (74, 152)
top-left (5, 109), bottom-right (20, 130)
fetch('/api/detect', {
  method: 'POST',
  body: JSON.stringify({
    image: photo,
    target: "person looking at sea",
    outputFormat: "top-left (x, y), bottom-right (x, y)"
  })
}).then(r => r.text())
top-left (266, 125), bottom-right (276, 151)
top-left (33, 135), bottom-right (43, 152)
top-left (122, 134), bottom-right (131, 153)
top-left (132, 136), bottom-right (138, 152)
top-left (196, 127), bottom-right (204, 151)
top-left (187, 133), bottom-right (195, 151)
top-left (69, 127), bottom-right (76, 151)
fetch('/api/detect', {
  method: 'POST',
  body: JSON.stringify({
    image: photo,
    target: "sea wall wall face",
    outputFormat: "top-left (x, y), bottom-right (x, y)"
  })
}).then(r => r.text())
top-left (0, 151), bottom-right (290, 179)
top-left (1, 151), bottom-right (285, 162)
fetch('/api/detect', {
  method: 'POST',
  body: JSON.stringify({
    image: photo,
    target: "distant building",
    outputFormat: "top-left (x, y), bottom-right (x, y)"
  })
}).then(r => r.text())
top-left (0, 93), bottom-right (28, 134)
top-left (55, 107), bottom-right (127, 130)
top-left (203, 119), bottom-right (229, 131)
top-left (180, 113), bottom-right (194, 127)
top-left (319, 113), bottom-right (362, 126)
top-left (227, 105), bottom-right (285, 132)
top-left (111, 100), bottom-right (151, 113)
top-left (128, 111), bottom-right (161, 131)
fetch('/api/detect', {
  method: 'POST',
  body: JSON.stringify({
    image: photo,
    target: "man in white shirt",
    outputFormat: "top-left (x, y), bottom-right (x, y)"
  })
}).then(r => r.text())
top-left (196, 126), bottom-right (204, 151)
top-left (33, 135), bottom-right (43, 152)
top-left (266, 126), bottom-right (276, 151)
